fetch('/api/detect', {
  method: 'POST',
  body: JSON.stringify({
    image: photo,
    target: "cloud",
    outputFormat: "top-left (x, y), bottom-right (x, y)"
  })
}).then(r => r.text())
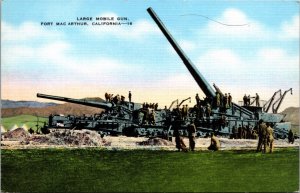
top-left (86, 12), bottom-right (159, 40)
top-left (2, 21), bottom-right (62, 42)
top-left (194, 47), bottom-right (298, 88)
top-left (205, 8), bottom-right (269, 39)
top-left (199, 49), bottom-right (242, 69)
top-left (178, 40), bottom-right (197, 52)
top-left (279, 15), bottom-right (299, 39)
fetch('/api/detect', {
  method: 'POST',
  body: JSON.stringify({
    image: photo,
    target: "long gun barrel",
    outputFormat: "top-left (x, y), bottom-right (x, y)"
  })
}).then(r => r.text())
top-left (37, 93), bottom-right (113, 110)
top-left (147, 7), bottom-right (216, 99)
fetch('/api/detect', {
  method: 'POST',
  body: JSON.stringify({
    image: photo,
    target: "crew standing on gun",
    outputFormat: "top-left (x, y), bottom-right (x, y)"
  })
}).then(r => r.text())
top-left (128, 91), bottom-right (132, 103)
top-left (195, 93), bottom-right (200, 106)
top-left (255, 93), bottom-right (260, 107)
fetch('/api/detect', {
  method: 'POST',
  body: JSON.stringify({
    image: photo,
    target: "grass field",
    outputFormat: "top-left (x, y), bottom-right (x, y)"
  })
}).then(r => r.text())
top-left (1, 148), bottom-right (299, 192)
top-left (1, 115), bottom-right (47, 131)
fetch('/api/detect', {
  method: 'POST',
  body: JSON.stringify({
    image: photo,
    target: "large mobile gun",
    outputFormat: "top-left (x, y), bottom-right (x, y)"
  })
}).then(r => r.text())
top-left (37, 93), bottom-right (113, 109)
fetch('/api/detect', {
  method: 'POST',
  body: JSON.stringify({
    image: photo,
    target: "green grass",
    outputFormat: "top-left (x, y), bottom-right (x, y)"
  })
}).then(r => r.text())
top-left (1, 148), bottom-right (299, 192)
top-left (1, 115), bottom-right (47, 131)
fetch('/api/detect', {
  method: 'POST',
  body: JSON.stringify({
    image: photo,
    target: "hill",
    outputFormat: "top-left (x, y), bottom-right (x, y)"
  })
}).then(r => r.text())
top-left (280, 107), bottom-right (299, 134)
top-left (1, 103), bottom-right (103, 118)
top-left (1, 100), bottom-right (57, 108)
top-left (281, 107), bottom-right (299, 125)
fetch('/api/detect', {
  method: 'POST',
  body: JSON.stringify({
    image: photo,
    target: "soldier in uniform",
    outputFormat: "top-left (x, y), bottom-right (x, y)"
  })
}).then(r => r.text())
top-left (215, 91), bottom-right (221, 107)
top-left (121, 95), bottom-right (125, 104)
top-left (247, 95), bottom-right (251, 106)
top-left (128, 91), bottom-right (132, 103)
top-left (224, 93), bottom-right (229, 108)
top-left (208, 132), bottom-right (220, 151)
top-left (231, 126), bottom-right (237, 139)
top-left (238, 125), bottom-right (242, 139)
top-left (243, 94), bottom-right (247, 106)
top-left (256, 119), bottom-right (268, 153)
top-left (149, 110), bottom-right (156, 125)
top-left (255, 93), bottom-right (260, 107)
top-left (173, 119), bottom-right (188, 152)
top-left (187, 122), bottom-right (196, 151)
top-left (228, 93), bottom-right (232, 107)
top-left (288, 129), bottom-right (295, 144)
top-left (195, 94), bottom-right (200, 106)
top-left (105, 92), bottom-right (109, 102)
top-left (266, 123), bottom-right (274, 153)
top-left (182, 105), bottom-right (189, 120)
top-left (206, 104), bottom-right (211, 117)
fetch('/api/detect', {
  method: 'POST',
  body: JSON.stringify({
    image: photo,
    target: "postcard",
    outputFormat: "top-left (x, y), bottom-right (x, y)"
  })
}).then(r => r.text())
top-left (1, 0), bottom-right (299, 192)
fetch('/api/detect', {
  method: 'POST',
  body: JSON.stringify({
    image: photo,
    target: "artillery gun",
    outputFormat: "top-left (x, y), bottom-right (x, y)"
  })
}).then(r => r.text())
top-left (147, 7), bottom-right (292, 139)
top-left (36, 93), bottom-right (174, 137)
top-left (37, 7), bottom-right (292, 139)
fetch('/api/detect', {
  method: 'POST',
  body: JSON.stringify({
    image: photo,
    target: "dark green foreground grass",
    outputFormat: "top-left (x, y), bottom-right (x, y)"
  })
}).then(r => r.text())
top-left (1, 148), bottom-right (299, 192)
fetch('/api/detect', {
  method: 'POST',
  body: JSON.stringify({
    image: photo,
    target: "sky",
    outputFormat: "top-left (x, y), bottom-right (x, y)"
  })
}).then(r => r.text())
top-left (1, 0), bottom-right (299, 112)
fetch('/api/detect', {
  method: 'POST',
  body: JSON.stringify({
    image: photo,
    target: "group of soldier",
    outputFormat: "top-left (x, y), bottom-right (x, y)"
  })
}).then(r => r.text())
top-left (104, 91), bottom-right (132, 105)
top-left (141, 102), bottom-right (158, 125)
top-left (231, 125), bottom-right (258, 139)
top-left (215, 92), bottom-right (232, 109)
top-left (173, 118), bottom-right (220, 152)
top-left (142, 102), bottom-right (159, 111)
top-left (256, 120), bottom-right (274, 153)
top-left (172, 118), bottom-right (297, 153)
top-left (173, 104), bottom-right (189, 120)
top-left (243, 93), bottom-right (260, 107)
top-left (194, 94), bottom-right (212, 120)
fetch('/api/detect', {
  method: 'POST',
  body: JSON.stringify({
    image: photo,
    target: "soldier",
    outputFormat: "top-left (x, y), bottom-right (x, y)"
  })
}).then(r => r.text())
top-left (246, 125), bottom-right (251, 139)
top-left (252, 130), bottom-right (258, 139)
top-left (195, 93), bottom-right (200, 106)
top-left (187, 122), bottom-right (196, 151)
top-left (288, 129), bottom-right (295, 144)
top-left (128, 91), bottom-right (132, 103)
top-left (231, 125), bottom-right (237, 139)
top-left (228, 93), bottom-right (232, 107)
top-left (113, 95), bottom-right (119, 104)
top-left (266, 123), bottom-right (274, 153)
top-left (224, 93), bottom-right (229, 108)
top-left (238, 125), bottom-right (242, 139)
top-left (142, 108), bottom-right (149, 125)
top-left (173, 119), bottom-right (188, 152)
top-left (208, 132), bottom-right (220, 151)
top-left (243, 94), bottom-right (247, 106)
top-left (149, 110), bottom-right (156, 125)
top-left (206, 104), bottom-right (211, 117)
top-left (154, 103), bottom-right (158, 111)
top-left (182, 105), bottom-right (188, 120)
top-left (241, 126), bottom-right (247, 139)
top-left (215, 91), bottom-right (221, 107)
top-left (255, 93), bottom-right (260, 107)
top-left (121, 95), bottom-right (125, 104)
top-left (247, 95), bottom-right (251, 106)
top-left (105, 92), bottom-right (109, 102)
top-left (256, 120), bottom-right (268, 153)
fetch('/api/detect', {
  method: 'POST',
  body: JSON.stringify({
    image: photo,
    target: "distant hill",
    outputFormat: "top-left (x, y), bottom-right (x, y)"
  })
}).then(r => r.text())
top-left (1, 100), bottom-right (58, 109)
top-left (1, 103), bottom-right (104, 118)
top-left (280, 107), bottom-right (299, 125)
top-left (1, 97), bottom-right (106, 118)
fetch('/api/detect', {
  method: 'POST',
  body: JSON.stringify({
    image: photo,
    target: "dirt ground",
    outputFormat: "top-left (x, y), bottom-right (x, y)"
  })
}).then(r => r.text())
top-left (1, 128), bottom-right (299, 150)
